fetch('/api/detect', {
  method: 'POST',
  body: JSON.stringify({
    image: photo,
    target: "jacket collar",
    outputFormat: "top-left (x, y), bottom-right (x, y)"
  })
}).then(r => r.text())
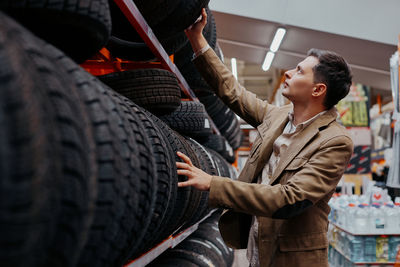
top-left (253, 106), bottom-right (338, 184)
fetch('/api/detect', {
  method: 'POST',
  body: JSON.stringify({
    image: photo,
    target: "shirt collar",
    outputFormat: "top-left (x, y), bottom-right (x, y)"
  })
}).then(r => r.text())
top-left (288, 109), bottom-right (328, 131)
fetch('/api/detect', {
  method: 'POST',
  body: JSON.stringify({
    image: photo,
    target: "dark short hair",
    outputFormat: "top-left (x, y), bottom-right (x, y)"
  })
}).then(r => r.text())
top-left (307, 48), bottom-right (352, 109)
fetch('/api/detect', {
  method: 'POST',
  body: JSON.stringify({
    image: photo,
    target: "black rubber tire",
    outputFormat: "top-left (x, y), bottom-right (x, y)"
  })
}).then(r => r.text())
top-left (198, 94), bottom-right (242, 150)
top-left (0, 0), bottom-right (111, 63)
top-left (207, 149), bottom-right (231, 179)
top-left (213, 107), bottom-right (236, 133)
top-left (98, 69), bottom-right (181, 114)
top-left (144, 113), bottom-right (192, 243)
top-left (183, 137), bottom-right (218, 225)
top-left (174, 134), bottom-right (203, 232)
top-left (109, 0), bottom-right (180, 38)
top-left (46, 46), bottom-right (157, 267)
top-left (106, 32), bottom-right (188, 62)
top-left (126, 103), bottom-right (178, 258)
top-left (199, 134), bottom-right (236, 164)
top-left (148, 257), bottom-right (199, 267)
top-left (226, 122), bottom-right (243, 150)
top-left (159, 101), bottom-right (212, 137)
top-left (200, 134), bottom-right (225, 154)
top-left (152, 0), bottom-right (210, 38)
top-left (176, 237), bottom-right (226, 267)
top-left (193, 221), bottom-right (235, 266)
top-left (153, 249), bottom-right (216, 267)
top-left (0, 12), bottom-right (97, 267)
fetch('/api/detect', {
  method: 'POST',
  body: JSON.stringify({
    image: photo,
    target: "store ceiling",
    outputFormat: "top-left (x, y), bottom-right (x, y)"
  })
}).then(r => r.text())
top-left (212, 11), bottom-right (397, 91)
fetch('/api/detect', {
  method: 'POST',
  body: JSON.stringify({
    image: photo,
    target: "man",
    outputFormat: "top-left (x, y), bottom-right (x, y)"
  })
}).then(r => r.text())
top-left (176, 8), bottom-right (353, 267)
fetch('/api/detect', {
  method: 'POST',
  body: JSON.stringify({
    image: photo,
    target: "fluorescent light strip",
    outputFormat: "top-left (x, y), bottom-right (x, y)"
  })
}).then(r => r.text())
top-left (261, 27), bottom-right (286, 71)
top-left (231, 57), bottom-right (237, 79)
top-left (262, 51), bottom-right (275, 71)
top-left (270, 28), bottom-right (286, 53)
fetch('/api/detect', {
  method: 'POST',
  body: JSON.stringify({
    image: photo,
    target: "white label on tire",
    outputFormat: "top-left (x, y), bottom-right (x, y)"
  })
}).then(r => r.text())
top-left (225, 141), bottom-right (233, 156)
top-left (204, 118), bottom-right (210, 128)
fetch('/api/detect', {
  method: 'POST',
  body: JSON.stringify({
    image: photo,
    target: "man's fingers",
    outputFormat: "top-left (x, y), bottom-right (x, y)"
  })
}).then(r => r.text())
top-left (177, 151), bottom-right (193, 166)
top-left (178, 181), bottom-right (193, 187)
top-left (201, 8), bottom-right (207, 23)
top-left (176, 162), bottom-right (191, 170)
top-left (177, 169), bottom-right (192, 176)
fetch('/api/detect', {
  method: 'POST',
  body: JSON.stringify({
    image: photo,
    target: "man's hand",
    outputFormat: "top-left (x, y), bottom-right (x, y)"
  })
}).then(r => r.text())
top-left (184, 8), bottom-right (209, 55)
top-left (176, 151), bottom-right (212, 191)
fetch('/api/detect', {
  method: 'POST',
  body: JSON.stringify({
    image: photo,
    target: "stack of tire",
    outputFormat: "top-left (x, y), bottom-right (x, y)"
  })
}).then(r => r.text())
top-left (0, 1), bottom-right (239, 266)
top-left (172, 7), bottom-right (244, 152)
top-left (149, 211), bottom-right (234, 267)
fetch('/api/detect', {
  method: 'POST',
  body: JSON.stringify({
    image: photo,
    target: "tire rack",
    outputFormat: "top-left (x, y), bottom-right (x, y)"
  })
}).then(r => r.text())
top-left (81, 0), bottom-right (220, 136)
top-left (81, 0), bottom-right (222, 265)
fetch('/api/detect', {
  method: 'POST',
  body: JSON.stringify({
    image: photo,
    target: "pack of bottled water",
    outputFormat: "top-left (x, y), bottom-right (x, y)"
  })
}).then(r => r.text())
top-left (329, 189), bottom-right (400, 234)
top-left (328, 188), bottom-right (400, 264)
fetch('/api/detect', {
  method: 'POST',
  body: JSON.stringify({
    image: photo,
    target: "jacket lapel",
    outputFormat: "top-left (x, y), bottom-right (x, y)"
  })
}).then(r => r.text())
top-left (251, 107), bottom-right (291, 182)
top-left (269, 107), bottom-right (338, 185)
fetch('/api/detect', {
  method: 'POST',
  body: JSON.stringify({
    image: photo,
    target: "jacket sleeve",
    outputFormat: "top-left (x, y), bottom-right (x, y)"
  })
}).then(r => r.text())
top-left (193, 48), bottom-right (275, 128)
top-left (208, 135), bottom-right (353, 218)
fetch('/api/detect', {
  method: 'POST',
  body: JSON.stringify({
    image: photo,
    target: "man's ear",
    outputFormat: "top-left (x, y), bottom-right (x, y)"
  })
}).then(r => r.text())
top-left (312, 83), bottom-right (327, 97)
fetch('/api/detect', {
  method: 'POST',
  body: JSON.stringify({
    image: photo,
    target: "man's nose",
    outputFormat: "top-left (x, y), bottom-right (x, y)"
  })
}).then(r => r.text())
top-left (284, 69), bottom-right (292, 79)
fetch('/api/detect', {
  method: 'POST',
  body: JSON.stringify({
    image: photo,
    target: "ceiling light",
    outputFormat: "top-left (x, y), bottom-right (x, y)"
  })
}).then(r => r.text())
top-left (270, 28), bottom-right (286, 52)
top-left (262, 51), bottom-right (275, 71)
top-left (231, 57), bottom-right (237, 79)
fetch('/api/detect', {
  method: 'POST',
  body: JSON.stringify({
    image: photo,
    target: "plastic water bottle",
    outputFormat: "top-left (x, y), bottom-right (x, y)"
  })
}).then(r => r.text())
top-left (364, 236), bottom-right (376, 262)
top-left (348, 235), bottom-right (364, 262)
top-left (383, 203), bottom-right (399, 233)
top-left (371, 203), bottom-right (386, 233)
top-left (349, 194), bottom-right (359, 205)
top-left (337, 196), bottom-right (349, 227)
top-left (346, 203), bottom-right (357, 232)
top-left (394, 203), bottom-right (400, 231)
top-left (354, 204), bottom-right (369, 234)
top-left (389, 236), bottom-right (400, 262)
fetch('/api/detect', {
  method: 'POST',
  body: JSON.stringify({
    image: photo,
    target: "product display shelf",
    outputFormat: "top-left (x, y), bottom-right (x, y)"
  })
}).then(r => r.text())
top-left (330, 243), bottom-right (396, 266)
top-left (125, 209), bottom-right (217, 267)
top-left (330, 221), bottom-right (400, 236)
top-left (112, 0), bottom-right (220, 135)
top-left (329, 221), bottom-right (399, 265)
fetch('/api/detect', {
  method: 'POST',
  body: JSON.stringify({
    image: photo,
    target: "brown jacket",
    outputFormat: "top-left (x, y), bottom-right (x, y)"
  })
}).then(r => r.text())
top-left (193, 48), bottom-right (353, 267)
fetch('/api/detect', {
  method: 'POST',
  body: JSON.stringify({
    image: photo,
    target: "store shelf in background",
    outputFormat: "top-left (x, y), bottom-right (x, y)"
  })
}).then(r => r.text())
top-left (329, 244), bottom-right (396, 266)
top-left (371, 147), bottom-right (391, 161)
top-left (125, 210), bottom-right (217, 267)
top-left (330, 220), bottom-right (400, 236)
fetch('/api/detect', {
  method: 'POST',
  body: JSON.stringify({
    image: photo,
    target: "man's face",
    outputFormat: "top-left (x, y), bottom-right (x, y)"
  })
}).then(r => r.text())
top-left (282, 56), bottom-right (319, 104)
